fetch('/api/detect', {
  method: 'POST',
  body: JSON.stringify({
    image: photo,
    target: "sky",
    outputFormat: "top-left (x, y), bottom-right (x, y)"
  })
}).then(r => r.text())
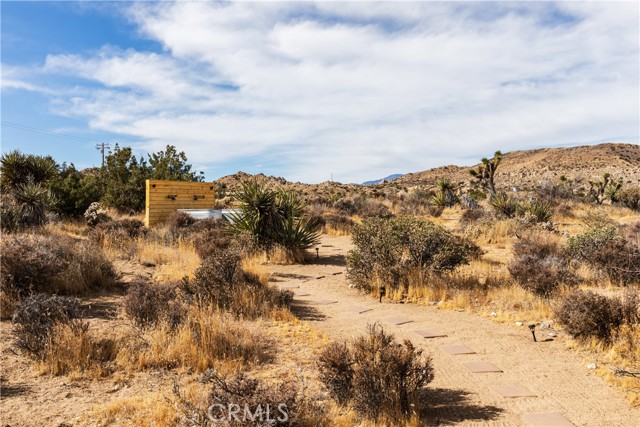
top-left (1, 1), bottom-right (638, 184)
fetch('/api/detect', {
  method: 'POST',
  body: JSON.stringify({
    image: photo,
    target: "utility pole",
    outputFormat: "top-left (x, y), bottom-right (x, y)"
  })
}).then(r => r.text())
top-left (95, 142), bottom-right (111, 169)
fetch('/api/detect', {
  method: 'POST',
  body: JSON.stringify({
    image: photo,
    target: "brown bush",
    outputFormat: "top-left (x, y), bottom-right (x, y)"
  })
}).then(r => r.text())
top-left (322, 214), bottom-right (355, 234)
top-left (318, 324), bottom-right (434, 423)
top-left (89, 218), bottom-right (146, 248)
top-left (1, 234), bottom-right (116, 302)
top-left (123, 282), bottom-right (186, 329)
top-left (166, 210), bottom-right (197, 239)
top-left (460, 207), bottom-right (485, 224)
top-left (621, 288), bottom-right (640, 325)
top-left (12, 294), bottom-right (83, 358)
top-left (174, 368), bottom-right (324, 426)
top-left (181, 247), bottom-right (293, 318)
top-left (554, 290), bottom-right (624, 342)
top-left (509, 233), bottom-right (578, 298)
top-left (190, 220), bottom-right (235, 259)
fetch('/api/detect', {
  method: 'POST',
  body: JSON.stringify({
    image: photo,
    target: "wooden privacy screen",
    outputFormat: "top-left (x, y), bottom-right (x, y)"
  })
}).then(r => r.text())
top-left (145, 180), bottom-right (218, 226)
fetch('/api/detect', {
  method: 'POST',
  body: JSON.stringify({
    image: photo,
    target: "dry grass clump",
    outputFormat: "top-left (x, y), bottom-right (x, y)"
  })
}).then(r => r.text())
top-left (12, 294), bottom-right (115, 377)
top-left (117, 306), bottom-right (274, 373)
top-left (89, 392), bottom-right (178, 427)
top-left (123, 282), bottom-right (186, 330)
top-left (1, 233), bottom-right (116, 317)
top-left (318, 324), bottom-right (434, 425)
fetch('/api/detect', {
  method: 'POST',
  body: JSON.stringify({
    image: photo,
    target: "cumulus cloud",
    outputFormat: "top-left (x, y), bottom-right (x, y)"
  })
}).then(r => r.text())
top-left (10, 1), bottom-right (640, 182)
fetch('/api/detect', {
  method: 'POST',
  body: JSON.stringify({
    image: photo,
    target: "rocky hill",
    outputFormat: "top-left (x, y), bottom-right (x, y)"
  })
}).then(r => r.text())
top-left (213, 143), bottom-right (640, 197)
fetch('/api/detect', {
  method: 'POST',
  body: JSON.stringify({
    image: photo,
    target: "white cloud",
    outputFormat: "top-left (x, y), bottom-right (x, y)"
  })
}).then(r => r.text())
top-left (13, 1), bottom-right (640, 182)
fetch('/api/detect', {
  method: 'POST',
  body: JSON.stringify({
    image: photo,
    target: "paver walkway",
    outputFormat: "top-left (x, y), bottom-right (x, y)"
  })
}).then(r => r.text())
top-left (270, 235), bottom-right (640, 426)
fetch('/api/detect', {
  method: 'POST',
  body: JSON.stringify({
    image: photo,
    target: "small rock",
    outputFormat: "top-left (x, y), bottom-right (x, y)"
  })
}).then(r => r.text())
top-left (141, 259), bottom-right (156, 267)
top-left (429, 301), bottom-right (437, 306)
top-left (515, 321), bottom-right (524, 326)
top-left (540, 323), bottom-right (551, 329)
top-left (548, 332), bottom-right (557, 337)
top-left (490, 311), bottom-right (497, 317)
top-left (457, 309), bottom-right (465, 312)
top-left (587, 363), bottom-right (597, 369)
top-left (437, 300), bottom-right (443, 305)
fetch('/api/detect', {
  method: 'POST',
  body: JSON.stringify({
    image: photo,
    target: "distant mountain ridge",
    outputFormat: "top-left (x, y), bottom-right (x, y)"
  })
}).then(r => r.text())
top-left (362, 174), bottom-right (404, 185)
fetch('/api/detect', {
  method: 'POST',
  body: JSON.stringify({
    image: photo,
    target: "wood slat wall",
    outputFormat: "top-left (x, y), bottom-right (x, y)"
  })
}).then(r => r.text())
top-left (145, 180), bottom-right (218, 226)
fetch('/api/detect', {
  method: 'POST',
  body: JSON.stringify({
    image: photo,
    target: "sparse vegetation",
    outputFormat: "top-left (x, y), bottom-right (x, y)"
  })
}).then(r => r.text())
top-left (555, 290), bottom-right (625, 343)
top-left (318, 324), bottom-right (434, 424)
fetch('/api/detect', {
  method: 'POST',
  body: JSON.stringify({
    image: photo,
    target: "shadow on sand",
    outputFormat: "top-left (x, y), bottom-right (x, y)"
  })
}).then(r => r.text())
top-left (420, 387), bottom-right (504, 425)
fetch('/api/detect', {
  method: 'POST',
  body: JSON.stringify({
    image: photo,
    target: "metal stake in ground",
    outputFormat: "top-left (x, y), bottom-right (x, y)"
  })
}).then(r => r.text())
top-left (379, 285), bottom-right (386, 303)
top-left (528, 324), bottom-right (537, 342)
top-left (315, 247), bottom-right (319, 260)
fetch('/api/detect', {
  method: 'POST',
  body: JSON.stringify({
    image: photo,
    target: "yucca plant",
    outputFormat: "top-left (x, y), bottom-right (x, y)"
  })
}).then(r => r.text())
top-left (1, 150), bottom-right (57, 191)
top-left (229, 181), bottom-right (320, 253)
top-left (525, 200), bottom-right (553, 223)
top-left (13, 178), bottom-right (56, 227)
top-left (490, 192), bottom-right (518, 218)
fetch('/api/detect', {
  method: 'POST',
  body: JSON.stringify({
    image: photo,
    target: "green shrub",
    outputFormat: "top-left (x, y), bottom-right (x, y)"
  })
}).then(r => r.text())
top-left (49, 164), bottom-right (103, 217)
top-left (318, 324), bottom-right (434, 423)
top-left (566, 226), bottom-right (640, 285)
top-left (347, 217), bottom-right (480, 291)
top-left (555, 290), bottom-right (624, 342)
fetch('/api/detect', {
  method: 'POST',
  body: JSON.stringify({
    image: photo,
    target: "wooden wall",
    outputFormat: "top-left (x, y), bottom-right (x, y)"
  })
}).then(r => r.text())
top-left (145, 180), bottom-right (218, 226)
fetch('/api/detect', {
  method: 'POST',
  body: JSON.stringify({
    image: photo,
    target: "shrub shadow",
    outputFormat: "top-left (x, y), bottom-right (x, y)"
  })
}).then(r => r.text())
top-left (290, 302), bottom-right (328, 321)
top-left (0, 377), bottom-right (31, 399)
top-left (419, 387), bottom-right (504, 425)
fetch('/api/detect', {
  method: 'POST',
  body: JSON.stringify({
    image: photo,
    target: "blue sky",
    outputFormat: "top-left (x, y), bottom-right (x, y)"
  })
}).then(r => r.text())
top-left (1, 1), bottom-right (638, 183)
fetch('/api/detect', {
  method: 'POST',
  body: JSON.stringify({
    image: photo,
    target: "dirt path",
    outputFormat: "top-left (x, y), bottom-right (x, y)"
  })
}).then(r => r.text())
top-left (270, 235), bottom-right (640, 427)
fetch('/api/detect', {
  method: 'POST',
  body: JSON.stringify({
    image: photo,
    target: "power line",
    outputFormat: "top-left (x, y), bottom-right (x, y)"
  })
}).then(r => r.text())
top-left (1, 120), bottom-right (109, 145)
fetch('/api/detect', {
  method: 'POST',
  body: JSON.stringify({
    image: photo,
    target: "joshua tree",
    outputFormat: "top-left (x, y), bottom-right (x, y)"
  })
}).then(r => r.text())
top-left (469, 150), bottom-right (502, 197)
top-left (588, 173), bottom-right (623, 205)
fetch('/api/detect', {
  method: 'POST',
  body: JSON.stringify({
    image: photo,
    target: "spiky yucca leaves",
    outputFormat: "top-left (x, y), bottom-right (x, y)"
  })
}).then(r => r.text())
top-left (229, 181), bottom-right (320, 252)
top-left (12, 178), bottom-right (56, 227)
top-left (489, 192), bottom-right (518, 218)
top-left (0, 150), bottom-right (57, 191)
top-left (433, 178), bottom-right (458, 207)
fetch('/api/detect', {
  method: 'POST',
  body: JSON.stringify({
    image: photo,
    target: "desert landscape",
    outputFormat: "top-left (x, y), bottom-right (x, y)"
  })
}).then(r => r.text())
top-left (1, 143), bottom-right (639, 426)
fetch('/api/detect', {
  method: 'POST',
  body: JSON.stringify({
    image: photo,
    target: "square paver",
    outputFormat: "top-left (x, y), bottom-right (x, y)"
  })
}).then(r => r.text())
top-left (491, 384), bottom-right (537, 398)
top-left (294, 292), bottom-right (310, 297)
top-left (462, 361), bottom-right (503, 373)
top-left (441, 344), bottom-right (476, 355)
top-left (311, 299), bottom-right (338, 305)
top-left (346, 306), bottom-right (373, 314)
top-left (414, 329), bottom-right (447, 339)
top-left (384, 316), bottom-right (414, 325)
top-left (523, 412), bottom-right (574, 427)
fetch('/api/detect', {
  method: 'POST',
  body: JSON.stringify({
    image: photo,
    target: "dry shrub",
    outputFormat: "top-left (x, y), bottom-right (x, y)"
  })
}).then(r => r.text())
top-left (123, 282), bottom-right (186, 329)
top-left (172, 368), bottom-right (324, 427)
top-left (12, 294), bottom-right (83, 358)
top-left (566, 226), bottom-right (640, 285)
top-left (460, 207), bottom-right (485, 225)
top-left (334, 197), bottom-right (392, 218)
top-left (182, 247), bottom-right (293, 318)
top-left (1, 234), bottom-right (115, 305)
top-left (118, 306), bottom-right (273, 372)
top-left (166, 210), bottom-right (197, 239)
top-left (555, 290), bottom-right (624, 343)
top-left (191, 220), bottom-right (235, 259)
top-left (621, 288), bottom-right (640, 325)
top-left (322, 214), bottom-right (355, 235)
top-left (509, 233), bottom-right (578, 298)
top-left (90, 219), bottom-right (146, 253)
top-left (318, 324), bottom-right (434, 424)
top-left (347, 216), bottom-right (480, 292)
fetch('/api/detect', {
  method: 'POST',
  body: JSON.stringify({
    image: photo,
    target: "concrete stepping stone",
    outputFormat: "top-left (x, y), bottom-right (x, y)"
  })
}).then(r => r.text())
top-left (294, 292), bottom-right (310, 297)
top-left (491, 384), bottom-right (537, 398)
top-left (346, 306), bottom-right (372, 314)
top-left (280, 284), bottom-right (300, 289)
top-left (523, 412), bottom-right (574, 426)
top-left (441, 344), bottom-right (476, 355)
top-left (414, 329), bottom-right (447, 339)
top-left (311, 299), bottom-right (338, 305)
top-left (462, 361), bottom-right (503, 373)
top-left (384, 316), bottom-right (413, 325)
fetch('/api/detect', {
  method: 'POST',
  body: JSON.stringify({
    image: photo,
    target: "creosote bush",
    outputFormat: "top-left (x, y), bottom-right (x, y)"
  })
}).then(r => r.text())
top-left (317, 324), bottom-right (434, 423)
top-left (555, 290), bottom-right (624, 343)
top-left (509, 233), bottom-right (577, 298)
top-left (347, 216), bottom-right (480, 292)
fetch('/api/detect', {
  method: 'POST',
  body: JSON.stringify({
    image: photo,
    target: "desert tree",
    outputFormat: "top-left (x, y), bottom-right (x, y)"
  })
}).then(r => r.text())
top-left (588, 173), bottom-right (623, 205)
top-left (469, 150), bottom-right (502, 197)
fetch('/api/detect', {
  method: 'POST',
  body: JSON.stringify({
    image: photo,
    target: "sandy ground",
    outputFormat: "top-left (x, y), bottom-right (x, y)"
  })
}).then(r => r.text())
top-left (270, 235), bottom-right (640, 427)
top-left (2, 235), bottom-right (639, 426)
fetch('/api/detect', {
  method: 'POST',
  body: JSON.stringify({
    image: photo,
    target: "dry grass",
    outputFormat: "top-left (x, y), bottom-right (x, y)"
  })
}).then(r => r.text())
top-left (324, 224), bottom-right (352, 236)
top-left (135, 238), bottom-right (200, 282)
top-left (116, 306), bottom-right (274, 373)
top-left (88, 392), bottom-right (179, 427)
top-left (39, 323), bottom-right (117, 378)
